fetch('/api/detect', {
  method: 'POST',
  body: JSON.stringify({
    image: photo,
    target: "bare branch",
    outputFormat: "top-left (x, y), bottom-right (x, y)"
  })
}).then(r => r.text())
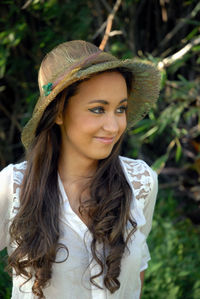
top-left (158, 36), bottom-right (200, 70)
top-left (109, 30), bottom-right (123, 37)
top-left (99, 0), bottom-right (122, 50)
top-left (99, 0), bottom-right (112, 13)
top-left (153, 2), bottom-right (200, 55)
top-left (21, 0), bottom-right (33, 9)
top-left (92, 21), bottom-right (107, 40)
top-left (159, 0), bottom-right (168, 22)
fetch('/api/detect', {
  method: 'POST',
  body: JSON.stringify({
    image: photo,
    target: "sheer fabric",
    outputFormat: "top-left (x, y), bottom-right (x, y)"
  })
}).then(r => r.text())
top-left (0, 156), bottom-right (158, 299)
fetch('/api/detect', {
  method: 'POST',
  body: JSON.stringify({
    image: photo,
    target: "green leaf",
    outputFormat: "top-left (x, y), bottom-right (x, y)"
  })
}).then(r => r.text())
top-left (160, 69), bottom-right (167, 89)
top-left (151, 153), bottom-right (169, 171)
top-left (139, 126), bottom-right (158, 140)
top-left (175, 138), bottom-right (182, 162)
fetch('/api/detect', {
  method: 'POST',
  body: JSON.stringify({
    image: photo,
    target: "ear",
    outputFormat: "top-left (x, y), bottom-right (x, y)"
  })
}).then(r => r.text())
top-left (55, 89), bottom-right (68, 125)
top-left (55, 112), bottom-right (63, 125)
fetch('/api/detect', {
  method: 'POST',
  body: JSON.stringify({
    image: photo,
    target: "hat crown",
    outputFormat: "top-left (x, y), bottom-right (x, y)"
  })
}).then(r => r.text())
top-left (38, 40), bottom-right (112, 95)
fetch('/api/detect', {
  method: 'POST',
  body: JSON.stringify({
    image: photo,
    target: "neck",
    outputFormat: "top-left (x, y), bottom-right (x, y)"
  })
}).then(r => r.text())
top-left (58, 151), bottom-right (98, 185)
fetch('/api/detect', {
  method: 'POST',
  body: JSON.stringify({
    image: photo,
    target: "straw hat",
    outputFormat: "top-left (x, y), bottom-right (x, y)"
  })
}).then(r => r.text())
top-left (21, 40), bottom-right (161, 149)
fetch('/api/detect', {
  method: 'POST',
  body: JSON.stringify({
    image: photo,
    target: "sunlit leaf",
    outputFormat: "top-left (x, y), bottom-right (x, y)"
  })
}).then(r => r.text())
top-left (175, 138), bottom-right (182, 162)
top-left (151, 153), bottom-right (169, 171)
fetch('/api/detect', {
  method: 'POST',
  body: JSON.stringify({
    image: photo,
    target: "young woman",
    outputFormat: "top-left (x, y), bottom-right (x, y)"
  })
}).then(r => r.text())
top-left (0, 40), bottom-right (160, 298)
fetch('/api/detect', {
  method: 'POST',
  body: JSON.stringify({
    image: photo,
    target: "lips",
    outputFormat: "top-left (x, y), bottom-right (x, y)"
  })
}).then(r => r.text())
top-left (94, 136), bottom-right (115, 144)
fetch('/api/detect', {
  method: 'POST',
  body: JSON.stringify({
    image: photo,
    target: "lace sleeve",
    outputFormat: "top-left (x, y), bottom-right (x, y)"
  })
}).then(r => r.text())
top-left (140, 167), bottom-right (158, 238)
top-left (12, 162), bottom-right (27, 219)
top-left (120, 156), bottom-right (158, 238)
top-left (0, 164), bottom-right (13, 250)
top-left (120, 156), bottom-right (158, 272)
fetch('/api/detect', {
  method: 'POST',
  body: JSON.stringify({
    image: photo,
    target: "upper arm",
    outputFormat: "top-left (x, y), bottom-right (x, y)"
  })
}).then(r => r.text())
top-left (0, 164), bottom-right (13, 250)
top-left (120, 157), bottom-right (158, 239)
top-left (140, 167), bottom-right (158, 238)
top-left (120, 157), bottom-right (158, 271)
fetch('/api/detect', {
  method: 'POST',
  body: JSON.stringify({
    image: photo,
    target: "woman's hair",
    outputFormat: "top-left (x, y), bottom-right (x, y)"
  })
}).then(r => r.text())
top-left (8, 68), bottom-right (137, 298)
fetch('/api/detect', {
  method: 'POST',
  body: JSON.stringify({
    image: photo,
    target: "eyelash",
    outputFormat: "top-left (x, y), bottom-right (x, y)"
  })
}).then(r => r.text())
top-left (88, 106), bottom-right (128, 114)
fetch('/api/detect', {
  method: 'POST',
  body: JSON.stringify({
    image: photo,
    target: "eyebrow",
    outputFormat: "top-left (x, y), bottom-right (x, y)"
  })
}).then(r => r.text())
top-left (88, 99), bottom-right (128, 105)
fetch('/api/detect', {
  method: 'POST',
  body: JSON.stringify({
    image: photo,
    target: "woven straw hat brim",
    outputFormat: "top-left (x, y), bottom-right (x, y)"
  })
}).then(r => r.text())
top-left (21, 58), bottom-right (161, 150)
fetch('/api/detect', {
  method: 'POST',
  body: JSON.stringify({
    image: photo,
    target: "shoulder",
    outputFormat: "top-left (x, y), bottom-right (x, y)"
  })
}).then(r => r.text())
top-left (0, 164), bottom-right (14, 193)
top-left (119, 156), bottom-right (158, 208)
top-left (0, 161), bottom-right (27, 174)
top-left (119, 155), bottom-right (157, 182)
top-left (0, 161), bottom-right (27, 217)
top-left (0, 161), bottom-right (27, 191)
top-left (12, 161), bottom-right (27, 185)
top-left (12, 160), bottom-right (27, 172)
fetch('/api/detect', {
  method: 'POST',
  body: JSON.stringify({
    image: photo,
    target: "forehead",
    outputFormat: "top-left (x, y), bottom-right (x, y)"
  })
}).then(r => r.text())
top-left (70, 71), bottom-right (128, 104)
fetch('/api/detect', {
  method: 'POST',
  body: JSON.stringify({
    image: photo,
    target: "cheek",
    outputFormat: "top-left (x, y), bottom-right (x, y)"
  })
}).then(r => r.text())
top-left (67, 114), bottom-right (101, 135)
top-left (119, 116), bottom-right (127, 132)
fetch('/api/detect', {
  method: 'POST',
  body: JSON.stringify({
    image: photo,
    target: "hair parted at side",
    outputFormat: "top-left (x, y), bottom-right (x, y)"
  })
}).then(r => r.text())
top-left (8, 67), bottom-right (137, 298)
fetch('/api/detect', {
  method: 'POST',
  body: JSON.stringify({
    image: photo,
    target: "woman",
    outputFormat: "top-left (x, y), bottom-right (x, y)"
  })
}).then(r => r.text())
top-left (0, 40), bottom-right (160, 298)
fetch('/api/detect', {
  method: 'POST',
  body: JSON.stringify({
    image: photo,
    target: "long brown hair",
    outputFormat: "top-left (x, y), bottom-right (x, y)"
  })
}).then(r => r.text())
top-left (8, 69), bottom-right (137, 298)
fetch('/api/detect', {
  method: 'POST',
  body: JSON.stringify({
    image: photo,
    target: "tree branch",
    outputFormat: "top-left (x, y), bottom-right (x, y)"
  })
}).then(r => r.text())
top-left (92, 20), bottom-right (107, 40)
top-left (153, 2), bottom-right (200, 55)
top-left (21, 0), bottom-right (33, 9)
top-left (108, 30), bottom-right (123, 37)
top-left (99, 0), bottom-right (122, 50)
top-left (99, 0), bottom-right (112, 13)
top-left (158, 36), bottom-right (200, 69)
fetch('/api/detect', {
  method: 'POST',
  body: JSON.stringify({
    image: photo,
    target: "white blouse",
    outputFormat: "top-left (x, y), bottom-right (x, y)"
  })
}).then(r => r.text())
top-left (0, 156), bottom-right (158, 299)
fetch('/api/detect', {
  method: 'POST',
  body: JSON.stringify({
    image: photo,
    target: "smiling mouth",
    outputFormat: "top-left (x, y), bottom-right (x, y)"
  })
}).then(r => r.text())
top-left (94, 136), bottom-right (115, 144)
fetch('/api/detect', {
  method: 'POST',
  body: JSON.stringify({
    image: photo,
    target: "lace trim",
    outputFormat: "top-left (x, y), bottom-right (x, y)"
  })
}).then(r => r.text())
top-left (11, 161), bottom-right (27, 218)
top-left (120, 157), bottom-right (153, 209)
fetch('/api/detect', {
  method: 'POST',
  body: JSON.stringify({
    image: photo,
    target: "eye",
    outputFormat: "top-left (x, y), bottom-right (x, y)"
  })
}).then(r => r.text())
top-left (116, 105), bottom-right (128, 113)
top-left (88, 106), bottom-right (105, 114)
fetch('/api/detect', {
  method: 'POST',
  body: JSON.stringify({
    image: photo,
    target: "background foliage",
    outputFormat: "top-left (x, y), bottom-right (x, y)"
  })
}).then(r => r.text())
top-left (0, 0), bottom-right (200, 298)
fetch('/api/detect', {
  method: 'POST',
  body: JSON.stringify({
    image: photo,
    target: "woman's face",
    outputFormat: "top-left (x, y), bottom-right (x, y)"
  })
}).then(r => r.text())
top-left (56, 71), bottom-right (128, 162)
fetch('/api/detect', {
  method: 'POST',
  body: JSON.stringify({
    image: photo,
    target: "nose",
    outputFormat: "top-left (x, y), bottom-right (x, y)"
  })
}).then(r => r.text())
top-left (102, 113), bottom-right (120, 134)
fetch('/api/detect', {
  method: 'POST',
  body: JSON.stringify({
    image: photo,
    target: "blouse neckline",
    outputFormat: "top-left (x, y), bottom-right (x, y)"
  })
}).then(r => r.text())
top-left (58, 173), bottom-right (89, 235)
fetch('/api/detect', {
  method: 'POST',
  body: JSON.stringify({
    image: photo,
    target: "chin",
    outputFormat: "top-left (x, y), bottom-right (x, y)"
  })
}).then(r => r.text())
top-left (91, 150), bottom-right (114, 161)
